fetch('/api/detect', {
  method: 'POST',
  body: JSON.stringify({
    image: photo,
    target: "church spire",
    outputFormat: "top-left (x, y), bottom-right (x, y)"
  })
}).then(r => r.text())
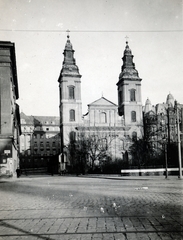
top-left (118, 41), bottom-right (141, 82)
top-left (116, 40), bottom-right (143, 132)
top-left (60, 33), bottom-right (80, 78)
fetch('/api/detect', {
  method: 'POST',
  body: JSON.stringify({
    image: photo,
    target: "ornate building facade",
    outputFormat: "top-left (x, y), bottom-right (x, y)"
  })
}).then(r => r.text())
top-left (143, 93), bottom-right (183, 167)
top-left (58, 36), bottom-right (144, 170)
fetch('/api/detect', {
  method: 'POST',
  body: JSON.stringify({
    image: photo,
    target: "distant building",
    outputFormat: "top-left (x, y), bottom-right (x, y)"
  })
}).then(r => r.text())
top-left (19, 113), bottom-right (61, 173)
top-left (0, 41), bottom-right (21, 177)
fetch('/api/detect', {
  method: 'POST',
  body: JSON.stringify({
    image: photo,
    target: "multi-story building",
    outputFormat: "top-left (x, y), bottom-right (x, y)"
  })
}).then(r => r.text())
top-left (143, 93), bottom-right (183, 167)
top-left (19, 112), bottom-right (61, 173)
top-left (0, 41), bottom-right (21, 177)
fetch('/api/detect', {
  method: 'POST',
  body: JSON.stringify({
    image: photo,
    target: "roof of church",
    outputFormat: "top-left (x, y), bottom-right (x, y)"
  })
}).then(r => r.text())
top-left (59, 34), bottom-right (81, 79)
top-left (65, 34), bottom-right (73, 51)
top-left (88, 97), bottom-right (117, 107)
top-left (117, 41), bottom-right (141, 83)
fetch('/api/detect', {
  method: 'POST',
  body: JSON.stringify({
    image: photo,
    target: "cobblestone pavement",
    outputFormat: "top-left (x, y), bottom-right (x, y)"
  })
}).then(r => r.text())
top-left (0, 175), bottom-right (183, 239)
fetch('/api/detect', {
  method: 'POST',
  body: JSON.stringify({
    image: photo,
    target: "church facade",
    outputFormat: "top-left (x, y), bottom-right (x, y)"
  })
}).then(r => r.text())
top-left (58, 36), bottom-right (144, 169)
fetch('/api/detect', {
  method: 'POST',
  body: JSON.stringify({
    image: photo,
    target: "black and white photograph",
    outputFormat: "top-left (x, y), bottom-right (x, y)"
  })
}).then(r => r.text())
top-left (0, 0), bottom-right (183, 239)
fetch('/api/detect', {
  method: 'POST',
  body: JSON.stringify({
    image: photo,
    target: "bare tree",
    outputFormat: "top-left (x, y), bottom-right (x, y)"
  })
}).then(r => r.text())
top-left (67, 129), bottom-right (111, 173)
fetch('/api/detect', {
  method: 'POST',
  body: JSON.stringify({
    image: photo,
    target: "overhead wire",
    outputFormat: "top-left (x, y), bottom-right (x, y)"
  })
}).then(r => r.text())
top-left (0, 29), bottom-right (182, 33)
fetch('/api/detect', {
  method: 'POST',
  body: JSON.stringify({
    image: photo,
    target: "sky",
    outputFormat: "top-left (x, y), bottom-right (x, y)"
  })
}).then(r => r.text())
top-left (0, 0), bottom-right (182, 116)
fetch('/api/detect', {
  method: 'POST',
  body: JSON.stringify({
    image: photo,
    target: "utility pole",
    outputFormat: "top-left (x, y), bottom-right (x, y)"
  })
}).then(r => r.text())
top-left (164, 143), bottom-right (168, 179)
top-left (175, 101), bottom-right (182, 179)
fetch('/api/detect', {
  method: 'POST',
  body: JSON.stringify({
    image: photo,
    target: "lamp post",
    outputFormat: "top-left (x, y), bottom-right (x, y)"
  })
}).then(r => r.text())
top-left (163, 140), bottom-right (168, 179)
top-left (161, 116), bottom-right (168, 179)
top-left (175, 101), bottom-right (182, 179)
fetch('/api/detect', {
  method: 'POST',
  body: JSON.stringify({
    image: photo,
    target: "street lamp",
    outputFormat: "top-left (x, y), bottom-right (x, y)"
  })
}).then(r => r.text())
top-left (162, 137), bottom-right (168, 179)
top-left (175, 101), bottom-right (182, 179)
top-left (160, 115), bottom-right (169, 179)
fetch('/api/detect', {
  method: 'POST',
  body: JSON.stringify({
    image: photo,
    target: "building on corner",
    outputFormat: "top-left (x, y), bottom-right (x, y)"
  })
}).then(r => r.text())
top-left (0, 41), bottom-right (21, 177)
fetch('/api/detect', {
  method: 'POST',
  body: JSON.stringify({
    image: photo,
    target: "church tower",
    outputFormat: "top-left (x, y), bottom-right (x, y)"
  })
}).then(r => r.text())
top-left (58, 34), bottom-right (82, 162)
top-left (117, 41), bottom-right (143, 138)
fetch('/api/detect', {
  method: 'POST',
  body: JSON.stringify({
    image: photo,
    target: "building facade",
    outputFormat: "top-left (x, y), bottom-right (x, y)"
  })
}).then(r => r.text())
top-left (0, 41), bottom-right (21, 177)
top-left (143, 93), bottom-right (183, 167)
top-left (80, 97), bottom-right (130, 160)
top-left (116, 41), bottom-right (143, 140)
top-left (58, 37), bottom-right (144, 170)
top-left (58, 35), bottom-right (83, 167)
top-left (19, 112), bottom-right (61, 173)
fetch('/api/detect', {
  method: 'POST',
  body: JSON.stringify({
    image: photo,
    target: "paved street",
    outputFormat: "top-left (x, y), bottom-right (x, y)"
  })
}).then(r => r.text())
top-left (0, 175), bottom-right (183, 240)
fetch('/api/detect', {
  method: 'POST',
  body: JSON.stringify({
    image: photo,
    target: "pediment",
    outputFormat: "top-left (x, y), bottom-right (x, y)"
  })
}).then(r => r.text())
top-left (88, 97), bottom-right (117, 107)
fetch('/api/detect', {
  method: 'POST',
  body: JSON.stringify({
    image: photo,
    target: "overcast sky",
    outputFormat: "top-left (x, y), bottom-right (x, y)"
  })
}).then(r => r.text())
top-left (0, 0), bottom-right (182, 116)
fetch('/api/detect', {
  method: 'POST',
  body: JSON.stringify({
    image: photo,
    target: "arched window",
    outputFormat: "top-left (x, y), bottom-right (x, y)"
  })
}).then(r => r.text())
top-left (68, 86), bottom-right (75, 99)
top-left (131, 111), bottom-right (136, 122)
top-left (100, 112), bottom-right (107, 123)
top-left (69, 109), bottom-right (75, 121)
top-left (98, 138), bottom-right (107, 151)
top-left (130, 89), bottom-right (136, 101)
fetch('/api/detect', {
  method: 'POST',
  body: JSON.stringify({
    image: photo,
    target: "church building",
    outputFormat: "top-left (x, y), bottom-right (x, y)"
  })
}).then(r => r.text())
top-left (58, 35), bottom-right (144, 170)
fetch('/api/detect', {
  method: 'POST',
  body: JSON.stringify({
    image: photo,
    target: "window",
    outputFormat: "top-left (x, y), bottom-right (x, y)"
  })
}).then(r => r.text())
top-left (70, 109), bottom-right (75, 121)
top-left (100, 112), bottom-right (107, 123)
top-left (131, 111), bottom-right (136, 122)
top-left (130, 89), bottom-right (136, 101)
top-left (99, 138), bottom-right (107, 150)
top-left (70, 131), bottom-right (76, 141)
top-left (40, 142), bottom-right (44, 148)
top-left (68, 86), bottom-right (75, 99)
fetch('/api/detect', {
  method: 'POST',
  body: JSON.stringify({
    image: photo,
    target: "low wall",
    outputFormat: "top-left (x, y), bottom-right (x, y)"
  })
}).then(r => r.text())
top-left (121, 168), bottom-right (182, 176)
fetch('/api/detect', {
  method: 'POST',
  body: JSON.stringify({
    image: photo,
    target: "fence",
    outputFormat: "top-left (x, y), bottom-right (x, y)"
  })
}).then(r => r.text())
top-left (121, 168), bottom-right (183, 176)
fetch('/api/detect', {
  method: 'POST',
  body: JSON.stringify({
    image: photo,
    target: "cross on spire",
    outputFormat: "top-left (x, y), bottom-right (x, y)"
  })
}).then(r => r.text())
top-left (125, 36), bottom-right (129, 44)
top-left (66, 29), bottom-right (70, 38)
